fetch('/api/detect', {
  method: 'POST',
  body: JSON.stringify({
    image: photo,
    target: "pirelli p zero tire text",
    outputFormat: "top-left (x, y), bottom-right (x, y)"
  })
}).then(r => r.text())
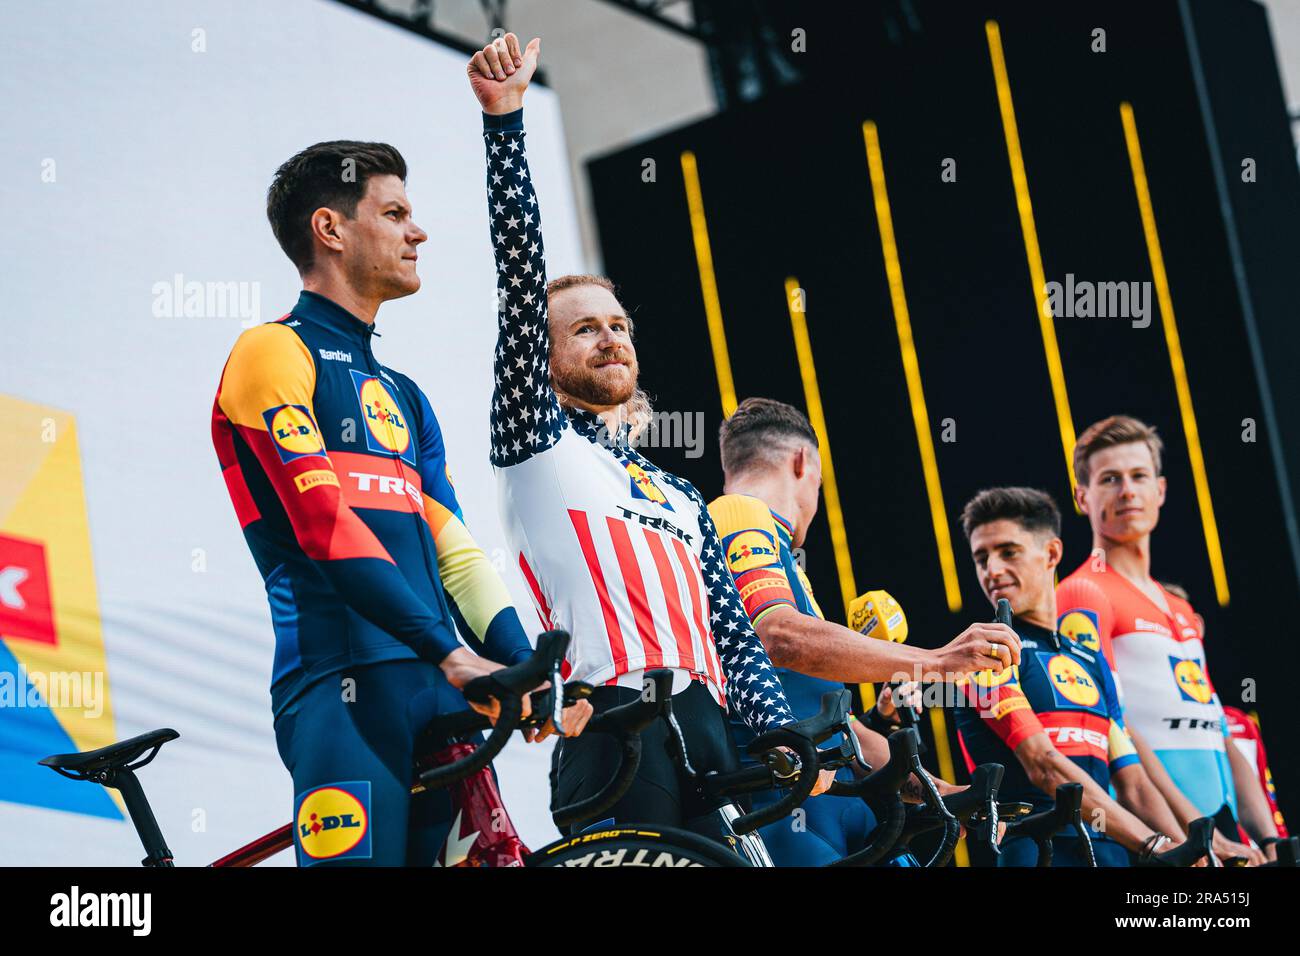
top-left (527, 825), bottom-right (747, 867)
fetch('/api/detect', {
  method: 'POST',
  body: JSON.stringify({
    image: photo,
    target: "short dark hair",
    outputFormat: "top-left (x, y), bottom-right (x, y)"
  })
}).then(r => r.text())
top-left (718, 397), bottom-right (818, 476)
top-left (266, 141), bottom-right (408, 273)
top-left (1073, 414), bottom-right (1164, 487)
top-left (960, 486), bottom-right (1061, 540)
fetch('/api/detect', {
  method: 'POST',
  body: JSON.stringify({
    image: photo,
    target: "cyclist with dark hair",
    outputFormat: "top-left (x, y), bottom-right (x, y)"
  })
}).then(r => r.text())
top-left (955, 486), bottom-right (1189, 866)
top-left (708, 397), bottom-right (1020, 865)
top-left (212, 136), bottom-right (591, 866)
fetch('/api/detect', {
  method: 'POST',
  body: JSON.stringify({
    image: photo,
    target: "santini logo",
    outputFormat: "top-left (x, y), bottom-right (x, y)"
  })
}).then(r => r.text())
top-left (318, 348), bottom-right (353, 363)
top-left (50, 886), bottom-right (151, 936)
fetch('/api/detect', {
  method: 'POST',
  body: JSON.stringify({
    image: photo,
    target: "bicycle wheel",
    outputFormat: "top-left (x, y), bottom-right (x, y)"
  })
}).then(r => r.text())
top-left (527, 824), bottom-right (748, 867)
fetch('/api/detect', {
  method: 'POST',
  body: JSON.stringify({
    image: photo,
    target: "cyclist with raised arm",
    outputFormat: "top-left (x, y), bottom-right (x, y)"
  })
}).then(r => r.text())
top-left (955, 487), bottom-right (1190, 866)
top-left (467, 37), bottom-right (809, 842)
top-left (212, 132), bottom-right (590, 866)
top-left (708, 398), bottom-right (1023, 865)
top-left (1056, 416), bottom-right (1274, 863)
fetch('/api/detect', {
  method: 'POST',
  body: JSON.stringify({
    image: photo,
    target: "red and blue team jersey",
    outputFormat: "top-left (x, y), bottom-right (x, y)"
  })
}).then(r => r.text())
top-left (212, 291), bottom-right (531, 715)
top-left (954, 619), bottom-right (1139, 820)
top-left (1224, 706), bottom-right (1288, 838)
top-left (1056, 564), bottom-right (1235, 819)
top-left (706, 494), bottom-right (841, 753)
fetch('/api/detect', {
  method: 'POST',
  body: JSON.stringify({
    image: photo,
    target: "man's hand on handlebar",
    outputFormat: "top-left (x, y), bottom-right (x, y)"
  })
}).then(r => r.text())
top-left (525, 693), bottom-right (594, 743)
top-left (876, 681), bottom-right (920, 722)
top-left (1212, 830), bottom-right (1265, 866)
top-left (932, 623), bottom-right (1021, 680)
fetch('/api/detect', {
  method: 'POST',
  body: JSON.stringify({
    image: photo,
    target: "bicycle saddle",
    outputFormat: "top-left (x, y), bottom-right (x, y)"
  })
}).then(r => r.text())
top-left (40, 728), bottom-right (179, 779)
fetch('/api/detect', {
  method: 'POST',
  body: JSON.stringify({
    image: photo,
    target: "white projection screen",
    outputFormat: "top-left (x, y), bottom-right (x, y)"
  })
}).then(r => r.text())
top-left (0, 0), bottom-right (585, 864)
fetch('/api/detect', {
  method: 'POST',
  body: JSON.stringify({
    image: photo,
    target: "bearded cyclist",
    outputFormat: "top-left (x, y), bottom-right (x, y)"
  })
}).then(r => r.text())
top-left (468, 36), bottom-right (814, 844)
top-left (212, 133), bottom-right (590, 866)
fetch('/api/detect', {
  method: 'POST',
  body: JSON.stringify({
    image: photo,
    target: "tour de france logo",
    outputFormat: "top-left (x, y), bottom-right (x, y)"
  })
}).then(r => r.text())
top-left (1047, 654), bottom-right (1101, 708)
top-left (263, 404), bottom-right (326, 464)
top-left (294, 781), bottom-right (371, 865)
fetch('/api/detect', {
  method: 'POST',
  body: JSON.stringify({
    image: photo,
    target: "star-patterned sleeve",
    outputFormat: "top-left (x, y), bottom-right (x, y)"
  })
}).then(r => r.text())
top-left (482, 108), bottom-right (565, 468)
top-left (688, 484), bottom-right (794, 734)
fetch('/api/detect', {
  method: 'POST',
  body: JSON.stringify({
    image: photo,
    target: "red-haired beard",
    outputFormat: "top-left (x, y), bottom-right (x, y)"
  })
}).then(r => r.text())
top-left (552, 348), bottom-right (639, 407)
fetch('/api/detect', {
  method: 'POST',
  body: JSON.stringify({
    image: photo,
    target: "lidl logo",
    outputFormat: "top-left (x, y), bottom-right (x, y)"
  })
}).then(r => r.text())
top-left (351, 371), bottom-right (415, 465)
top-left (295, 781), bottom-right (371, 864)
top-left (1171, 657), bottom-right (1214, 704)
top-left (725, 530), bottom-right (778, 574)
top-left (1058, 608), bottom-right (1101, 652)
top-left (1046, 653), bottom-right (1101, 708)
top-left (626, 462), bottom-right (672, 510)
top-left (262, 404), bottom-right (325, 463)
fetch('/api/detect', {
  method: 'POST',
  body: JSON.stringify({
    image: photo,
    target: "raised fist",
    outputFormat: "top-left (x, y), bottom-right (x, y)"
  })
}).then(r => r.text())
top-left (467, 33), bottom-right (540, 115)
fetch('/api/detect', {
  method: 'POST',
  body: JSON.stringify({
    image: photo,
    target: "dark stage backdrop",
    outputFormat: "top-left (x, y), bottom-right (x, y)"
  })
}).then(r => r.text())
top-left (587, 0), bottom-right (1300, 833)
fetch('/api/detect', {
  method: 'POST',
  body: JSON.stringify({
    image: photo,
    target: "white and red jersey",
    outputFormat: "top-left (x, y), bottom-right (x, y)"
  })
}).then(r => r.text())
top-left (480, 108), bottom-right (794, 734)
top-left (1056, 561), bottom-right (1235, 818)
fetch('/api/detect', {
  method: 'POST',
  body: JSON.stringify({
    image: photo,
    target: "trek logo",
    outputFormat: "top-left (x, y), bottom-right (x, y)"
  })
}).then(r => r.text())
top-left (724, 530), bottom-right (778, 574)
top-left (1171, 657), bottom-right (1214, 704)
top-left (294, 781), bottom-right (371, 864)
top-left (318, 347), bottom-right (353, 363)
top-left (350, 369), bottom-right (415, 465)
top-left (1045, 725), bottom-right (1108, 750)
top-left (615, 506), bottom-right (692, 545)
top-left (349, 471), bottom-right (424, 510)
top-left (262, 404), bottom-right (326, 464)
top-left (626, 462), bottom-right (673, 511)
top-left (1045, 654), bottom-right (1101, 708)
top-left (1163, 717), bottom-right (1224, 732)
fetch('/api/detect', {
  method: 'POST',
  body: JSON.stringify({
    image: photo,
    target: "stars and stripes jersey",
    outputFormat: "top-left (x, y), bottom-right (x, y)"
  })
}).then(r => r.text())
top-left (706, 494), bottom-right (845, 751)
top-left (953, 619), bottom-right (1139, 816)
top-left (212, 290), bottom-right (532, 716)
top-left (1055, 563), bottom-right (1236, 817)
top-left (480, 108), bottom-right (793, 734)
top-left (1223, 706), bottom-right (1288, 838)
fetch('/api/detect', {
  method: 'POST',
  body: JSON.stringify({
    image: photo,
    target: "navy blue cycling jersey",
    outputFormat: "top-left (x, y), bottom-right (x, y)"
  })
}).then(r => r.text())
top-left (954, 618), bottom-right (1139, 814)
top-left (212, 290), bottom-right (531, 715)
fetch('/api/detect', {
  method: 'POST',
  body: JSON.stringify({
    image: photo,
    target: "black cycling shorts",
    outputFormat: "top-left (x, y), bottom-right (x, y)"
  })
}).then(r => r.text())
top-left (552, 680), bottom-right (741, 837)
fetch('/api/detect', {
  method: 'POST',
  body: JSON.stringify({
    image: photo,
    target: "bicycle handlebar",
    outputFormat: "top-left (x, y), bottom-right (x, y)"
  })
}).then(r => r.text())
top-left (719, 690), bottom-right (854, 835)
top-left (550, 669), bottom-right (675, 829)
top-left (418, 630), bottom-right (569, 790)
top-left (1002, 782), bottom-right (1088, 867)
top-left (1144, 816), bottom-right (1216, 867)
top-left (827, 727), bottom-right (920, 866)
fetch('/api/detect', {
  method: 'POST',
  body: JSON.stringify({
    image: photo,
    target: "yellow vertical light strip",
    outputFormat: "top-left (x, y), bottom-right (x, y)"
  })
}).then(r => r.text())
top-left (862, 121), bottom-right (963, 613)
top-left (928, 706), bottom-right (969, 867)
top-left (985, 20), bottom-right (1078, 497)
top-left (785, 277), bottom-right (858, 620)
top-left (1120, 103), bottom-right (1229, 605)
top-left (680, 151), bottom-right (738, 417)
